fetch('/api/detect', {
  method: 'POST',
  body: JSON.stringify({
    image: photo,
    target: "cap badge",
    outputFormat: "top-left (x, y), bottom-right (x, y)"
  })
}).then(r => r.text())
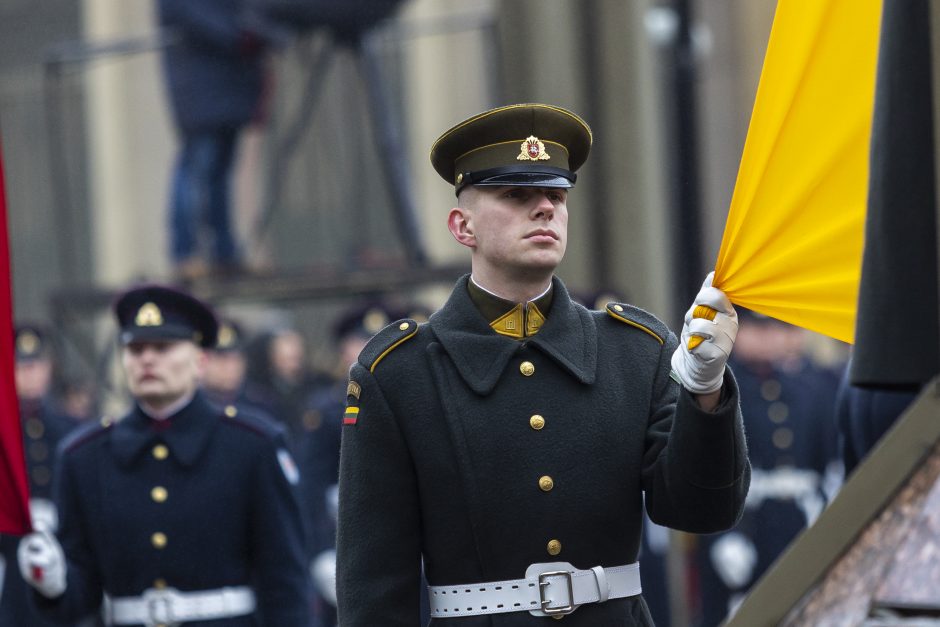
top-left (17, 331), bottom-right (39, 355)
top-left (135, 302), bottom-right (163, 327)
top-left (363, 309), bottom-right (389, 335)
top-left (518, 136), bottom-right (551, 161)
top-left (217, 323), bottom-right (235, 348)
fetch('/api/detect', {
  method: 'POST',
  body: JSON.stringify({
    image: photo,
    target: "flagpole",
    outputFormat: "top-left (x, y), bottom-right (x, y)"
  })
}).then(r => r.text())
top-left (930, 0), bottom-right (940, 390)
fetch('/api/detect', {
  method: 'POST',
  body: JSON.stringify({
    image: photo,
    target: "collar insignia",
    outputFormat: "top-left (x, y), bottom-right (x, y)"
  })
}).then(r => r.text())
top-left (135, 302), bottom-right (163, 327)
top-left (518, 136), bottom-right (551, 161)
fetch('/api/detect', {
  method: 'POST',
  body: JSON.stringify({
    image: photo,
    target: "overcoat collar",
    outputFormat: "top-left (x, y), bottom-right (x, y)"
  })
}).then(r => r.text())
top-left (429, 275), bottom-right (597, 395)
top-left (110, 391), bottom-right (219, 468)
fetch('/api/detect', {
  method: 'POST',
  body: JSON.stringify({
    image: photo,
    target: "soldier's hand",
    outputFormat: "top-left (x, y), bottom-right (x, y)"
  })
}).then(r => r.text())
top-left (670, 272), bottom-right (738, 395)
top-left (17, 530), bottom-right (67, 598)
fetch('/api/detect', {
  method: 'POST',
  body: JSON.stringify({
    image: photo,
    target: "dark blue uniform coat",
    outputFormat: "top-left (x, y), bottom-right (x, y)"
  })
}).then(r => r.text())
top-left (35, 392), bottom-right (311, 626)
top-left (0, 400), bottom-right (81, 627)
top-left (337, 276), bottom-right (750, 626)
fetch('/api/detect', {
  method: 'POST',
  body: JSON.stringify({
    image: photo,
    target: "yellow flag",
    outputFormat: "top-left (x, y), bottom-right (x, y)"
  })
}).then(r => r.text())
top-left (713, 0), bottom-right (882, 344)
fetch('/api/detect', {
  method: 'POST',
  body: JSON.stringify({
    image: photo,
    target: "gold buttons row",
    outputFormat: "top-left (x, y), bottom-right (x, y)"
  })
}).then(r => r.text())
top-left (152, 444), bottom-right (169, 460)
top-left (25, 417), bottom-right (45, 439)
top-left (520, 361), bottom-right (535, 376)
top-left (151, 532), bottom-right (167, 549)
top-left (530, 415), bottom-right (545, 430)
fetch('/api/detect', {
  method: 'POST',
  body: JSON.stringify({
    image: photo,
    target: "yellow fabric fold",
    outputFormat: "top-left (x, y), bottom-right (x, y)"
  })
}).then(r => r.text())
top-left (713, 0), bottom-right (882, 344)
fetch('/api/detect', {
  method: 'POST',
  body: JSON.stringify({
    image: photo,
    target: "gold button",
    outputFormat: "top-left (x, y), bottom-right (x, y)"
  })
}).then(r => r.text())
top-left (153, 578), bottom-right (167, 589)
top-left (224, 405), bottom-right (238, 418)
top-left (613, 304), bottom-right (624, 312)
top-left (530, 415), bottom-right (545, 430)
top-left (399, 322), bottom-right (410, 331)
top-left (29, 441), bottom-right (49, 462)
top-left (768, 401), bottom-right (789, 424)
top-left (151, 532), bottom-right (167, 549)
top-left (539, 476), bottom-right (554, 492)
top-left (552, 614), bottom-right (566, 620)
top-left (32, 467), bottom-right (51, 486)
top-left (152, 444), bottom-right (169, 460)
top-left (25, 418), bottom-right (44, 439)
top-left (760, 380), bottom-right (782, 402)
top-left (151, 486), bottom-right (168, 503)
top-left (773, 427), bottom-right (794, 450)
top-left (456, 173), bottom-right (464, 185)
top-left (303, 410), bottom-right (322, 431)
top-left (520, 361), bottom-right (535, 376)
top-left (547, 539), bottom-right (562, 556)
top-left (100, 416), bottom-right (113, 428)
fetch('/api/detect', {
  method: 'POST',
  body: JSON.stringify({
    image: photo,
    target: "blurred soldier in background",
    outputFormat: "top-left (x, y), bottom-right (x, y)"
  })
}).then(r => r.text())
top-left (0, 324), bottom-right (84, 627)
top-left (248, 325), bottom-right (329, 445)
top-left (694, 311), bottom-right (842, 626)
top-left (16, 285), bottom-right (311, 626)
top-left (300, 300), bottom-right (434, 626)
top-left (202, 316), bottom-right (275, 420)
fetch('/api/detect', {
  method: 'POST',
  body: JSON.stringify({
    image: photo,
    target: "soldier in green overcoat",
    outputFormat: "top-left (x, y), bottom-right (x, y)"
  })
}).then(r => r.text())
top-left (336, 103), bottom-right (749, 626)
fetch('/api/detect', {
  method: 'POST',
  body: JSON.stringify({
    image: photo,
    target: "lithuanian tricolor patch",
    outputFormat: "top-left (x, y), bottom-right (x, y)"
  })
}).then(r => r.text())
top-left (343, 405), bottom-right (360, 426)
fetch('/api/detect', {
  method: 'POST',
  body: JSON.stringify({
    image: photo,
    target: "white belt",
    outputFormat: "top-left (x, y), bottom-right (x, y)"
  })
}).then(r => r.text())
top-left (107, 585), bottom-right (256, 626)
top-left (428, 561), bottom-right (641, 618)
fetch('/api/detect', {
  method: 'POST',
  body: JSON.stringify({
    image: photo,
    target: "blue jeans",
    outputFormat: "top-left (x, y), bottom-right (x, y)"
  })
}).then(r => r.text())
top-left (169, 128), bottom-right (239, 264)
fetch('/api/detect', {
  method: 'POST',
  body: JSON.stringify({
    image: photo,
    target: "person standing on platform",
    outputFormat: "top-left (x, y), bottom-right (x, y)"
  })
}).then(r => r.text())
top-left (16, 285), bottom-right (311, 626)
top-left (336, 103), bottom-right (750, 626)
top-left (158, 0), bottom-right (275, 280)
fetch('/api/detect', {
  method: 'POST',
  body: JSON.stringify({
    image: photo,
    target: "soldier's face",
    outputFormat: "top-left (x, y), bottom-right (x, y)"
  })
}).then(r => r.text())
top-left (451, 186), bottom-right (568, 282)
top-left (122, 340), bottom-right (206, 410)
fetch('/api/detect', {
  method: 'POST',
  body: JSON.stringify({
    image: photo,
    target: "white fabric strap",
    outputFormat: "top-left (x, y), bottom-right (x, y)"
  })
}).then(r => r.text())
top-left (107, 585), bottom-right (256, 626)
top-left (428, 561), bottom-right (641, 618)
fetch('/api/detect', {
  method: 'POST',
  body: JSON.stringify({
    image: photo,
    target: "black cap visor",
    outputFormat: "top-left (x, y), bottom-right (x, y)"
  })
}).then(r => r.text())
top-left (457, 165), bottom-right (576, 194)
top-left (120, 325), bottom-right (203, 346)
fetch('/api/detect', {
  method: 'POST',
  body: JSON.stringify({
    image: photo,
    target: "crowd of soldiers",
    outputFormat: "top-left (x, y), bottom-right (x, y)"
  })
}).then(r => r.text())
top-left (1, 295), bottom-right (429, 627)
top-left (0, 288), bottom-right (854, 627)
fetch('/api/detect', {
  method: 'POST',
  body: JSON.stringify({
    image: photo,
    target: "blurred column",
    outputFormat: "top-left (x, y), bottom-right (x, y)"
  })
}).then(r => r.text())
top-left (82, 0), bottom-right (174, 285)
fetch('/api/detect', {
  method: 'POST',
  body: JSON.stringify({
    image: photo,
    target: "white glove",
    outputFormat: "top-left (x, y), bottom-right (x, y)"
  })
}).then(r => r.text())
top-left (670, 272), bottom-right (738, 394)
top-left (17, 530), bottom-right (67, 598)
top-left (311, 549), bottom-right (337, 607)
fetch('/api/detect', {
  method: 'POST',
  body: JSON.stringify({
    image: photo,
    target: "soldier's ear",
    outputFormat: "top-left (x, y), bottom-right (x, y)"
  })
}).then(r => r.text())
top-left (447, 207), bottom-right (476, 249)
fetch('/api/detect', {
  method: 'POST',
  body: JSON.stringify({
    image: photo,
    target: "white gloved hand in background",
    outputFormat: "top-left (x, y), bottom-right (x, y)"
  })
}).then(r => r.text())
top-left (17, 530), bottom-right (67, 598)
top-left (670, 272), bottom-right (738, 394)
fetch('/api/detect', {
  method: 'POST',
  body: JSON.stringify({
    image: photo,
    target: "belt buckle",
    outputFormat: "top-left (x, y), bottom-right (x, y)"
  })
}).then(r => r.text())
top-left (538, 570), bottom-right (575, 616)
top-left (142, 587), bottom-right (180, 627)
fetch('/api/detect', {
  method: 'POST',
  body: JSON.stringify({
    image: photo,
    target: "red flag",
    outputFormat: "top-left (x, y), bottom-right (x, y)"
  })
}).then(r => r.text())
top-left (0, 136), bottom-right (31, 535)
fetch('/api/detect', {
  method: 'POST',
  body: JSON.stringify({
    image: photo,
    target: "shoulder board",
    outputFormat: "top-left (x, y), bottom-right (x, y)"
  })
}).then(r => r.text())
top-left (358, 318), bottom-right (419, 372)
top-left (219, 404), bottom-right (282, 439)
top-left (605, 303), bottom-right (668, 345)
top-left (61, 416), bottom-right (115, 453)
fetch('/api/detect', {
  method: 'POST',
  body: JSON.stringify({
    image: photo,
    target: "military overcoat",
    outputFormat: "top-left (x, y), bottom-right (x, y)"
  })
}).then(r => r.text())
top-left (34, 391), bottom-right (311, 626)
top-left (337, 276), bottom-right (750, 626)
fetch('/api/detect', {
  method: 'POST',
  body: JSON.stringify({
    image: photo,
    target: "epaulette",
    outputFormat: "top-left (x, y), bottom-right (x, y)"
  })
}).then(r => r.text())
top-left (219, 404), bottom-right (281, 439)
top-left (62, 416), bottom-right (115, 453)
top-left (358, 318), bottom-right (419, 372)
top-left (605, 303), bottom-right (668, 345)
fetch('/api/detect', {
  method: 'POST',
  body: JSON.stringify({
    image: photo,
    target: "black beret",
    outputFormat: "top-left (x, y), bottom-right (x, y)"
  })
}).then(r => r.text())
top-left (113, 284), bottom-right (218, 348)
top-left (430, 103), bottom-right (592, 194)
